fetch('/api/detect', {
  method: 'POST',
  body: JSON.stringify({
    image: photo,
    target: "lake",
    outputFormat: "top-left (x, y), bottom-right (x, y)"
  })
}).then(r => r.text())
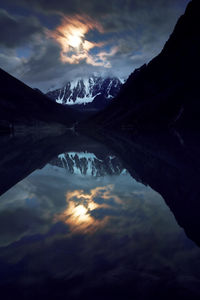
top-left (0, 130), bottom-right (200, 300)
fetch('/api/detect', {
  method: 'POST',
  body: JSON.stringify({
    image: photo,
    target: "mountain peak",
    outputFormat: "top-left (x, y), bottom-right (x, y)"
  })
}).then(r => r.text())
top-left (46, 76), bottom-right (124, 110)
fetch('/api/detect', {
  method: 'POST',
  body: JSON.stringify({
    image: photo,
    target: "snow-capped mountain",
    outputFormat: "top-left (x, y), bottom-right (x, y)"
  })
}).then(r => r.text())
top-left (46, 76), bottom-right (124, 110)
top-left (50, 151), bottom-right (127, 176)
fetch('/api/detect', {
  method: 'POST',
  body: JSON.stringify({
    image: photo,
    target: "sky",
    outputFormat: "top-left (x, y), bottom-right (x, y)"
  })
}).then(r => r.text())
top-left (0, 0), bottom-right (190, 92)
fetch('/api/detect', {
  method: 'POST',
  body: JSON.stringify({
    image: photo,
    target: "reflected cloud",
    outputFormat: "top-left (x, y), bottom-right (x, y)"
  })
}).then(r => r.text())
top-left (54, 185), bottom-right (121, 232)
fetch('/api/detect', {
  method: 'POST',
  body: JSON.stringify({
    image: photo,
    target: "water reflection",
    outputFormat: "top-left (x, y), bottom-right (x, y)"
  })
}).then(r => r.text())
top-left (55, 187), bottom-right (110, 232)
top-left (1, 130), bottom-right (200, 299)
top-left (51, 151), bottom-right (125, 176)
top-left (55, 185), bottom-right (123, 233)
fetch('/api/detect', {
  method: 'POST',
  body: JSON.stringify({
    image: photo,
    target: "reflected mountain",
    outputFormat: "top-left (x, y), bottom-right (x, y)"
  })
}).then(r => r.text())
top-left (50, 151), bottom-right (125, 176)
top-left (0, 130), bottom-right (122, 196)
top-left (1, 128), bottom-right (200, 248)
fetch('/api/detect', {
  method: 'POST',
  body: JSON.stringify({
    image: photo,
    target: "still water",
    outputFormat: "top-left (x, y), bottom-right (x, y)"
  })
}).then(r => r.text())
top-left (1, 131), bottom-right (200, 299)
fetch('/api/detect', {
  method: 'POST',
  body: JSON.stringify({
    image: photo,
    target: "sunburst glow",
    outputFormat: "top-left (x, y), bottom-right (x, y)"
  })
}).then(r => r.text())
top-left (48, 15), bottom-right (116, 67)
top-left (54, 185), bottom-right (121, 233)
top-left (68, 33), bottom-right (82, 48)
top-left (70, 203), bottom-right (91, 223)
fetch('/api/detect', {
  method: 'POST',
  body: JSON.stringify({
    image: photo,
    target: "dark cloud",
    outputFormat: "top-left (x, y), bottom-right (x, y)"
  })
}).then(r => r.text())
top-left (1, 0), bottom-right (189, 20)
top-left (16, 39), bottom-right (110, 91)
top-left (0, 51), bottom-right (21, 73)
top-left (0, 9), bottom-right (44, 48)
top-left (0, 0), bottom-right (190, 90)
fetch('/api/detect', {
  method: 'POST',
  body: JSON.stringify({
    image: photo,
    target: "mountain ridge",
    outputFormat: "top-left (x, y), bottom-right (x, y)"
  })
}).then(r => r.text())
top-left (46, 76), bottom-right (124, 111)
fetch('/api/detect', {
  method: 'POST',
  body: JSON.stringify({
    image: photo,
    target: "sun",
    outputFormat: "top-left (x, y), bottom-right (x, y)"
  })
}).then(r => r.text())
top-left (48, 15), bottom-right (107, 65)
top-left (68, 33), bottom-right (82, 48)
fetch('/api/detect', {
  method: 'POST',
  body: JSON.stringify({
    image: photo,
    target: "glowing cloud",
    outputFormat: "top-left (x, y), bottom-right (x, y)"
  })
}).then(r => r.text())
top-left (54, 185), bottom-right (121, 233)
top-left (48, 15), bottom-right (117, 67)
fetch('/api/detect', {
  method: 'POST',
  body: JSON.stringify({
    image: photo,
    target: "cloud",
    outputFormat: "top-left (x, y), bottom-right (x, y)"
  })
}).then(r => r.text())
top-left (0, 0), bottom-right (190, 90)
top-left (0, 9), bottom-right (44, 48)
top-left (0, 51), bottom-right (21, 73)
top-left (14, 39), bottom-right (112, 91)
top-left (1, 0), bottom-right (189, 20)
top-left (48, 15), bottom-right (111, 67)
top-left (4, 0), bottom-right (189, 34)
top-left (0, 11), bottom-right (118, 90)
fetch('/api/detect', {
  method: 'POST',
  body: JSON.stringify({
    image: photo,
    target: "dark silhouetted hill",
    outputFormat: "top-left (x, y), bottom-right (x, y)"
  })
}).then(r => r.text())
top-left (0, 68), bottom-right (80, 130)
top-left (84, 0), bottom-right (200, 131)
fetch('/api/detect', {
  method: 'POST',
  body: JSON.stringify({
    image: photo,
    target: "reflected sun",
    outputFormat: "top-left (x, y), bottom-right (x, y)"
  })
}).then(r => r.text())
top-left (72, 204), bottom-right (90, 222)
top-left (54, 186), bottom-right (119, 233)
top-left (56, 200), bottom-right (98, 232)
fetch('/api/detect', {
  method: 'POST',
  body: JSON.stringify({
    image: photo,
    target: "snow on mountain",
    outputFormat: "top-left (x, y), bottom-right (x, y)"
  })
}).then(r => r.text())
top-left (50, 151), bottom-right (127, 177)
top-left (46, 76), bottom-right (124, 107)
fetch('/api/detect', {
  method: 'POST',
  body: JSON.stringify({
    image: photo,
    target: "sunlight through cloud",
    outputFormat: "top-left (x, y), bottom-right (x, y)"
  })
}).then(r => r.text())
top-left (48, 15), bottom-right (117, 67)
